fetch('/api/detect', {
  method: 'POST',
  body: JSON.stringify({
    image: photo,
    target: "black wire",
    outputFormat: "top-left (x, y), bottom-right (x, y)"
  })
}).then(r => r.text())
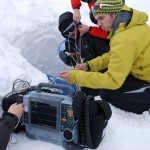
top-left (12, 79), bottom-right (30, 94)
top-left (7, 133), bottom-right (18, 150)
top-left (9, 133), bottom-right (18, 144)
top-left (2, 79), bottom-right (31, 100)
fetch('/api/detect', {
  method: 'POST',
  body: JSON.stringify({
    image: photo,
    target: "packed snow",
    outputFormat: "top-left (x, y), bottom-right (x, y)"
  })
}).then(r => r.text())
top-left (0, 0), bottom-right (150, 150)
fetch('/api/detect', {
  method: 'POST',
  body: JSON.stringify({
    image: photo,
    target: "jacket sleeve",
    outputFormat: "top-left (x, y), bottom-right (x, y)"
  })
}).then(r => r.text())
top-left (87, 52), bottom-right (111, 71)
top-left (89, 27), bottom-right (108, 38)
top-left (70, 30), bottom-right (138, 89)
top-left (0, 112), bottom-right (18, 150)
top-left (71, 0), bottom-right (81, 9)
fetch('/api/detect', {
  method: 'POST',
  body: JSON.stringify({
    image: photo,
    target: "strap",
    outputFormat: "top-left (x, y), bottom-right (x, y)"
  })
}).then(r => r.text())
top-left (84, 95), bottom-right (94, 148)
top-left (95, 100), bottom-right (112, 120)
top-left (75, 34), bottom-right (82, 64)
top-left (72, 91), bottom-right (86, 120)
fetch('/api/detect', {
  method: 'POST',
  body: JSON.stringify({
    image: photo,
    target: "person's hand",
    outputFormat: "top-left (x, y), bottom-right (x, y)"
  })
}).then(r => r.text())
top-left (75, 63), bottom-right (88, 71)
top-left (78, 25), bottom-right (90, 35)
top-left (8, 103), bottom-right (24, 119)
top-left (73, 9), bottom-right (81, 23)
top-left (59, 70), bottom-right (71, 83)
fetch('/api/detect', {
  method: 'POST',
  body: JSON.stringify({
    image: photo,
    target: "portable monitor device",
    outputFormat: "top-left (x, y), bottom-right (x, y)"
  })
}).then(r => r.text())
top-left (22, 83), bottom-right (78, 146)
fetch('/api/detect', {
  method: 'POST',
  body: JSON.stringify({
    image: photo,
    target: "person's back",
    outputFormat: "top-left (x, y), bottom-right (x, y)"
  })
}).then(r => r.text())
top-left (111, 5), bottom-right (150, 81)
top-left (78, 31), bottom-right (110, 62)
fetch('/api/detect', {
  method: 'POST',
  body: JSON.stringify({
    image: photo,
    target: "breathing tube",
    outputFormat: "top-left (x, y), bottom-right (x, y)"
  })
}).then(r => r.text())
top-left (57, 39), bottom-right (80, 54)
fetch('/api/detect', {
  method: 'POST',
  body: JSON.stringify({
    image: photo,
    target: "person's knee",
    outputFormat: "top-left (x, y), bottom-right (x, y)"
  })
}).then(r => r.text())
top-left (100, 89), bottom-right (116, 104)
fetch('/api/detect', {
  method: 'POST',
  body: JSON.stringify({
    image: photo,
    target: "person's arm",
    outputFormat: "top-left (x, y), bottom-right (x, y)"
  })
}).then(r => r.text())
top-left (0, 103), bottom-right (23, 150)
top-left (89, 27), bottom-right (108, 38)
top-left (71, 0), bottom-right (108, 38)
top-left (69, 29), bottom-right (139, 89)
top-left (71, 0), bottom-right (82, 23)
top-left (71, 0), bottom-right (81, 9)
top-left (85, 52), bottom-right (110, 72)
top-left (78, 25), bottom-right (108, 39)
top-left (0, 112), bottom-right (18, 150)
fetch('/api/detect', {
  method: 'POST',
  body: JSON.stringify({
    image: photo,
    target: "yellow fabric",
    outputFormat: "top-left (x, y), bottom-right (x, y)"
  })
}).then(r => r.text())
top-left (70, 5), bottom-right (150, 89)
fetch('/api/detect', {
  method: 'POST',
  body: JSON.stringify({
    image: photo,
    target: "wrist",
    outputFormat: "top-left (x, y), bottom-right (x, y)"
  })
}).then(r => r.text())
top-left (73, 7), bottom-right (80, 10)
top-left (85, 62), bottom-right (90, 71)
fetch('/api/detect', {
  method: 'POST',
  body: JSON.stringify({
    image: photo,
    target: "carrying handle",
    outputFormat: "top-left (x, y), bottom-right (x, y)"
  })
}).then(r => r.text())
top-left (36, 83), bottom-right (74, 96)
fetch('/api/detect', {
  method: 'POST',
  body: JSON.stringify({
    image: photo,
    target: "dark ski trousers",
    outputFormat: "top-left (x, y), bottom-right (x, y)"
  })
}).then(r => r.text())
top-left (100, 74), bottom-right (150, 114)
top-left (81, 87), bottom-right (100, 97)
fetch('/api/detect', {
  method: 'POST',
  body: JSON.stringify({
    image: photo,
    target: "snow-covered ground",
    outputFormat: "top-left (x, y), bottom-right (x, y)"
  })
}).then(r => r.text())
top-left (0, 0), bottom-right (150, 150)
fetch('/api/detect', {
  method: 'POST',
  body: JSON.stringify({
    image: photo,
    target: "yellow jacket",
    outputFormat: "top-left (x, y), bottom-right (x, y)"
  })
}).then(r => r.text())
top-left (70, 5), bottom-right (150, 89)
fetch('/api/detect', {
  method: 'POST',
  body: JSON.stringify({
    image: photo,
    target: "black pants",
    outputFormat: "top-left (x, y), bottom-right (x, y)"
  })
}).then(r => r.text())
top-left (100, 75), bottom-right (150, 114)
top-left (81, 69), bottom-right (108, 97)
top-left (81, 87), bottom-right (100, 97)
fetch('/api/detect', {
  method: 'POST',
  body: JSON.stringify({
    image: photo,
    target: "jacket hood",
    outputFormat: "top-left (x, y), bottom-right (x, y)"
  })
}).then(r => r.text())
top-left (125, 5), bottom-right (148, 28)
top-left (111, 5), bottom-right (148, 36)
top-left (58, 11), bottom-right (73, 38)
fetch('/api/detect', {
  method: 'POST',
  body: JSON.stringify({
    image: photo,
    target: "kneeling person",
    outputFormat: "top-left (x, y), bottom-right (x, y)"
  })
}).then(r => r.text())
top-left (58, 11), bottom-right (109, 96)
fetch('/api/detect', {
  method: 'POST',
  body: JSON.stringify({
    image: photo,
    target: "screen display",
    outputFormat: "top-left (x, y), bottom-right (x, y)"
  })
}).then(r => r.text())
top-left (30, 100), bottom-right (57, 129)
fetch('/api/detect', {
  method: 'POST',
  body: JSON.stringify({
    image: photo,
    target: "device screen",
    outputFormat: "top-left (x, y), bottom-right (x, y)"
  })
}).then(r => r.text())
top-left (30, 100), bottom-right (57, 129)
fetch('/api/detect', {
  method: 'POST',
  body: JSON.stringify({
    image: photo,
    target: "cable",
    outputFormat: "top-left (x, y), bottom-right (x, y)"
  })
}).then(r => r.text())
top-left (9, 133), bottom-right (18, 144)
top-left (14, 118), bottom-right (21, 129)
top-left (3, 79), bottom-right (31, 100)
top-left (12, 79), bottom-right (30, 93)
top-left (57, 39), bottom-right (80, 53)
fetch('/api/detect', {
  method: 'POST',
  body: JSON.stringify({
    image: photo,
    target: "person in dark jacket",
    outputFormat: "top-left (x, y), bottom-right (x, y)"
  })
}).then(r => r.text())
top-left (58, 11), bottom-right (109, 96)
top-left (0, 103), bottom-right (23, 150)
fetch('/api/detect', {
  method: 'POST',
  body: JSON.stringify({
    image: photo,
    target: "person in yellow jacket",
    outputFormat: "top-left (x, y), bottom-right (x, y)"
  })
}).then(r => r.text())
top-left (59, 0), bottom-right (150, 114)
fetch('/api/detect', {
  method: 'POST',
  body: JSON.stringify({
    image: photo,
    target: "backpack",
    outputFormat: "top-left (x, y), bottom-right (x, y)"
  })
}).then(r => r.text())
top-left (65, 91), bottom-right (112, 149)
